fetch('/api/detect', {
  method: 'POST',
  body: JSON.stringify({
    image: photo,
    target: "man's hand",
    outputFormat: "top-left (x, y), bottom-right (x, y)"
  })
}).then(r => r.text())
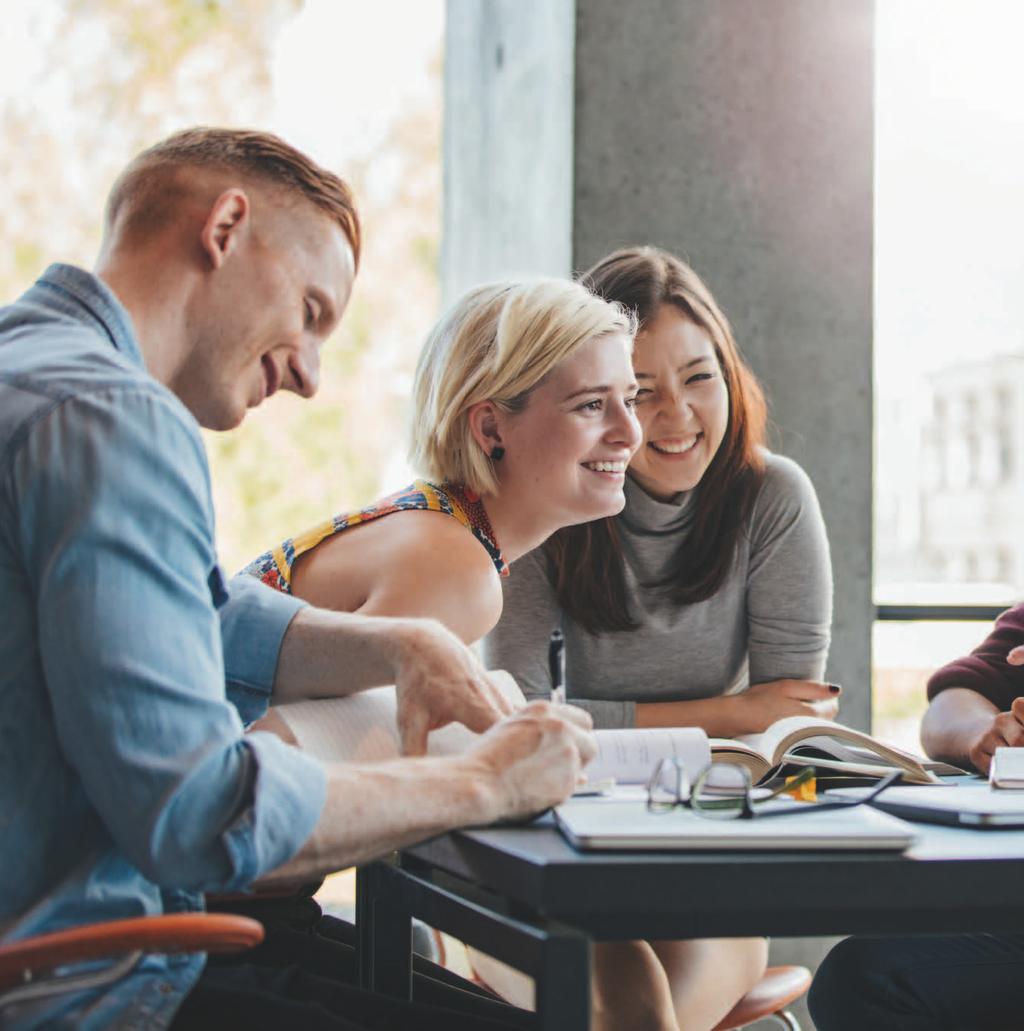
top-left (966, 697), bottom-right (1024, 774)
top-left (729, 679), bottom-right (841, 735)
top-left (1007, 646), bottom-right (1024, 666)
top-left (392, 619), bottom-right (515, 755)
top-left (265, 700), bottom-right (596, 883)
top-left (463, 701), bottom-right (597, 822)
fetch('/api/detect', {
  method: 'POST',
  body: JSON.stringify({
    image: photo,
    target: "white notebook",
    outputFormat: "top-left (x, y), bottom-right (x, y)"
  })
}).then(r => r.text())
top-left (555, 796), bottom-right (917, 852)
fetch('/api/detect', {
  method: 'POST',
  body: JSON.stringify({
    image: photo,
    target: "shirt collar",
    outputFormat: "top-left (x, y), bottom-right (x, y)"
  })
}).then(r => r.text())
top-left (32, 263), bottom-right (144, 370)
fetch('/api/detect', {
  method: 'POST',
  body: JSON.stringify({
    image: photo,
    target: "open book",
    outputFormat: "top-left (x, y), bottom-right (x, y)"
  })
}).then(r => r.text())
top-left (271, 672), bottom-right (709, 787)
top-left (709, 716), bottom-right (959, 785)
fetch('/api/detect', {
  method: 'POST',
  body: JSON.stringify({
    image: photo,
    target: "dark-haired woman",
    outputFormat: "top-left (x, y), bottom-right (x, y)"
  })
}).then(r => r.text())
top-left (484, 246), bottom-right (835, 1031)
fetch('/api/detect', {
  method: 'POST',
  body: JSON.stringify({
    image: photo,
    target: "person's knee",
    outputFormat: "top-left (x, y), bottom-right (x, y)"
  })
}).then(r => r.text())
top-left (592, 941), bottom-right (677, 1031)
top-left (735, 936), bottom-right (769, 993)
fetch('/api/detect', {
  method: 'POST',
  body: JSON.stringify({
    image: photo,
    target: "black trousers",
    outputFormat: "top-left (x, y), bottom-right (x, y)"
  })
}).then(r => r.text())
top-left (809, 932), bottom-right (1024, 1031)
top-left (172, 890), bottom-right (535, 1030)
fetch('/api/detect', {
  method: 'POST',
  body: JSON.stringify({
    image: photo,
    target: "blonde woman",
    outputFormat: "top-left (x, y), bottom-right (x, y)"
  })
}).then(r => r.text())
top-left (240, 278), bottom-right (649, 1028)
top-left (243, 276), bottom-right (641, 661)
top-left (245, 273), bottom-right (785, 1031)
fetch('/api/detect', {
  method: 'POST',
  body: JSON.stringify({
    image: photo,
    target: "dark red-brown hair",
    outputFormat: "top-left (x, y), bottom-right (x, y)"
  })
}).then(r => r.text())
top-left (544, 246), bottom-right (767, 633)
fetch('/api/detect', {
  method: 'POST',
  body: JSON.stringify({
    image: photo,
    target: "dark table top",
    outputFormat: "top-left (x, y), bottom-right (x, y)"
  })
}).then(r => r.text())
top-left (404, 813), bottom-right (1024, 940)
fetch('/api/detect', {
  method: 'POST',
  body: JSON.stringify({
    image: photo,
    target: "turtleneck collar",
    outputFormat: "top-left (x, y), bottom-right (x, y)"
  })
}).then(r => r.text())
top-left (620, 473), bottom-right (699, 537)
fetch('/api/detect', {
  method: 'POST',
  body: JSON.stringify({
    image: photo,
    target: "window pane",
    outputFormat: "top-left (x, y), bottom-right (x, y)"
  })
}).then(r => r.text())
top-left (872, 620), bottom-right (991, 755)
top-left (875, 0), bottom-right (1024, 608)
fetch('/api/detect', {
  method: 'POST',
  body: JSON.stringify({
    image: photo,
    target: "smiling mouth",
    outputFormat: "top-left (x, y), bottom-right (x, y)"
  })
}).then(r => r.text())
top-left (582, 460), bottom-right (628, 473)
top-left (649, 433), bottom-right (702, 455)
top-left (261, 356), bottom-right (281, 400)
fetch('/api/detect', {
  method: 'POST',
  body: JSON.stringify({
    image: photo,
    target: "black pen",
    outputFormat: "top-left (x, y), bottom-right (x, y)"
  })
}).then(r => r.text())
top-left (548, 628), bottom-right (566, 705)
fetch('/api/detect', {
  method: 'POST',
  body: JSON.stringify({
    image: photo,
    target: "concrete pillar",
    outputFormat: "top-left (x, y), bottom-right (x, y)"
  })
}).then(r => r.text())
top-left (573, 0), bottom-right (875, 735)
top-left (444, 0), bottom-right (875, 737)
top-left (442, 0), bottom-right (576, 304)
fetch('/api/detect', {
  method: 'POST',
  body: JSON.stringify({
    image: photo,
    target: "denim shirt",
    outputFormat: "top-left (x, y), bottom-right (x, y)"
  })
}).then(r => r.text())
top-left (0, 265), bottom-right (327, 1028)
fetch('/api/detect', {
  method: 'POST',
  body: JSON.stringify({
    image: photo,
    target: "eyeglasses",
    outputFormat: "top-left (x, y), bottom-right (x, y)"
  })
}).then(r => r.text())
top-left (646, 759), bottom-right (903, 820)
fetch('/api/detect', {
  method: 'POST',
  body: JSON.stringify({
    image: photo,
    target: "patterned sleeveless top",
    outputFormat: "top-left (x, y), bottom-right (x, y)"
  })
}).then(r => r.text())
top-left (242, 479), bottom-right (509, 594)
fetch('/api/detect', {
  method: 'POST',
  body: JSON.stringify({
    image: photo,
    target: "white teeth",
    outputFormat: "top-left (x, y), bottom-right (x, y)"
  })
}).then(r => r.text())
top-left (650, 435), bottom-right (699, 455)
top-left (584, 460), bottom-right (627, 473)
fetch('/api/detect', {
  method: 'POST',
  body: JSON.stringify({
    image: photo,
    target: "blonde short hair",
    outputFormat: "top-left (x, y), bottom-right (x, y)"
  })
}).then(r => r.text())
top-left (410, 278), bottom-right (636, 495)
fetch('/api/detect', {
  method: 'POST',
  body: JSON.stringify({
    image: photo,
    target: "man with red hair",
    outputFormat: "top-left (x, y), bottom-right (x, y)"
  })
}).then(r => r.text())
top-left (0, 128), bottom-right (592, 1029)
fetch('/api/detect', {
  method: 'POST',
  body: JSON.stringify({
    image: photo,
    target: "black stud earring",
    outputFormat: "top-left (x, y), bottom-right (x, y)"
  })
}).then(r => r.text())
top-left (490, 446), bottom-right (505, 461)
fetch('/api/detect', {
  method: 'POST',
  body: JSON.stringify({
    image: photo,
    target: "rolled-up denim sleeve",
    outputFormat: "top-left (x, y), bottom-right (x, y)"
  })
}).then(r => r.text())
top-left (221, 574), bottom-right (307, 726)
top-left (221, 733), bottom-right (326, 886)
top-left (13, 387), bottom-right (326, 890)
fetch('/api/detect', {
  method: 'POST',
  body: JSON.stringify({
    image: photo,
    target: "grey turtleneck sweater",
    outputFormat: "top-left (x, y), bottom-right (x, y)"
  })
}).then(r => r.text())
top-left (484, 451), bottom-right (833, 728)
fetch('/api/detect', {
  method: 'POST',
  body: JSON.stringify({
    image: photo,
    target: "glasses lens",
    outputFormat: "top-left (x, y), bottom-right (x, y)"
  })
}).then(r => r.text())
top-left (691, 762), bottom-right (751, 820)
top-left (647, 758), bottom-right (688, 812)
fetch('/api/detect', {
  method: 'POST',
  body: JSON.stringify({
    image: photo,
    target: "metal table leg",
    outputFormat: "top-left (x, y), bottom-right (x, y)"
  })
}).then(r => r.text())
top-left (534, 929), bottom-right (591, 1030)
top-left (357, 859), bottom-right (592, 1030)
top-left (356, 860), bottom-right (412, 999)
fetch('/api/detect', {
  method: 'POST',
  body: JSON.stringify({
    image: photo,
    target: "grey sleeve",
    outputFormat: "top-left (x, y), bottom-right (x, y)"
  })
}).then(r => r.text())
top-left (745, 455), bottom-right (833, 684)
top-left (567, 693), bottom-right (637, 730)
top-left (484, 548), bottom-right (638, 728)
top-left (483, 547), bottom-right (561, 700)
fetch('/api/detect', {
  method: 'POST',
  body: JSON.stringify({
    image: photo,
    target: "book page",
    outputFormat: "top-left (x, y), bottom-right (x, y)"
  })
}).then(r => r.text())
top-left (275, 686), bottom-right (403, 763)
top-left (274, 670), bottom-right (526, 763)
top-left (800, 740), bottom-right (963, 776)
top-left (585, 727), bottom-right (710, 785)
top-left (733, 726), bottom-right (786, 764)
top-left (707, 738), bottom-right (772, 781)
top-left (739, 716), bottom-right (937, 783)
top-left (738, 716), bottom-right (860, 763)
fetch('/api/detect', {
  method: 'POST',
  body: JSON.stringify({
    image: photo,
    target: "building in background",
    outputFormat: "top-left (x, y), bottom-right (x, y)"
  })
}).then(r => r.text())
top-left (877, 354), bottom-right (1024, 603)
top-left (919, 355), bottom-right (1024, 592)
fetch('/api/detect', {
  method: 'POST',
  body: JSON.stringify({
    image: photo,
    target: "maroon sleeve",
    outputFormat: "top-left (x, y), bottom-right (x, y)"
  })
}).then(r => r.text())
top-left (927, 604), bottom-right (1024, 710)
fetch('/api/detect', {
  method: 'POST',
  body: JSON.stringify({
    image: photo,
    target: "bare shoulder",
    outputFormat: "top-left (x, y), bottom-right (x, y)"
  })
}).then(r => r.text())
top-left (291, 509), bottom-right (502, 637)
top-left (289, 508), bottom-right (471, 611)
top-left (353, 510), bottom-right (504, 643)
top-left (366, 509), bottom-right (490, 574)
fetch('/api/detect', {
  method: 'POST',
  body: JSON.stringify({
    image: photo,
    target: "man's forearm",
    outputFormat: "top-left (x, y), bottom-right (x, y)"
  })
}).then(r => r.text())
top-left (271, 606), bottom-right (407, 705)
top-left (261, 754), bottom-right (495, 884)
top-left (270, 605), bottom-right (512, 756)
top-left (920, 688), bottom-right (998, 766)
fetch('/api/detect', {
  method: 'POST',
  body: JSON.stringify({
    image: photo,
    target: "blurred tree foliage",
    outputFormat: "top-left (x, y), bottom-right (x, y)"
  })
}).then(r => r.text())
top-left (0, 0), bottom-right (441, 573)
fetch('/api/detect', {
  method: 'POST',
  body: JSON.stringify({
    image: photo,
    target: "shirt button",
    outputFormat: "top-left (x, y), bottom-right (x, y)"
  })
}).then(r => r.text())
top-left (159, 982), bottom-right (175, 995)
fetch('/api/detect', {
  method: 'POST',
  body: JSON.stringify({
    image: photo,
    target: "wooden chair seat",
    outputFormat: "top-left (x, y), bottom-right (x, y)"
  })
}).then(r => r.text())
top-left (712, 964), bottom-right (811, 1030)
top-left (0, 912), bottom-right (264, 992)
